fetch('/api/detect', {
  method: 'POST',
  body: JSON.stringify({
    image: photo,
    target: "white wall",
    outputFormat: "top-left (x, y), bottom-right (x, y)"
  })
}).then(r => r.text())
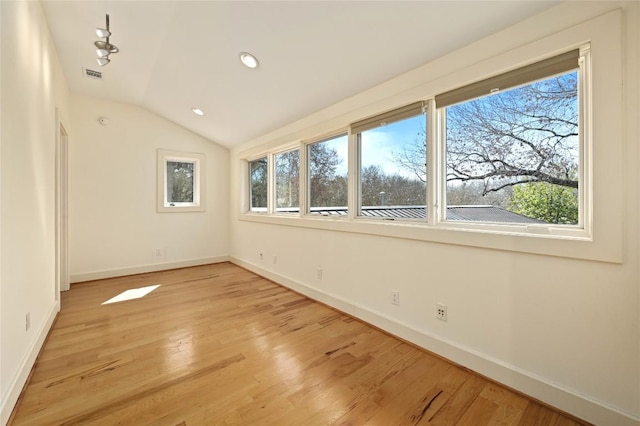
top-left (69, 95), bottom-right (229, 282)
top-left (0, 1), bottom-right (71, 423)
top-left (229, 2), bottom-right (639, 425)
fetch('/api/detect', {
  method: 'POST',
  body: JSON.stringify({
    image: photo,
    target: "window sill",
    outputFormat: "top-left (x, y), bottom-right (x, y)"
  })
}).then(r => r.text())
top-left (238, 212), bottom-right (619, 264)
top-left (158, 205), bottom-right (205, 213)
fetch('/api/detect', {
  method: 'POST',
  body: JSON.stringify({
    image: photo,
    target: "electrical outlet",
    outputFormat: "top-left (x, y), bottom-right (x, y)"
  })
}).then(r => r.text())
top-left (391, 290), bottom-right (400, 305)
top-left (316, 266), bottom-right (322, 280)
top-left (436, 303), bottom-right (447, 321)
top-left (153, 247), bottom-right (164, 257)
top-left (259, 252), bottom-right (264, 261)
top-left (273, 255), bottom-right (277, 264)
top-left (26, 312), bottom-right (30, 331)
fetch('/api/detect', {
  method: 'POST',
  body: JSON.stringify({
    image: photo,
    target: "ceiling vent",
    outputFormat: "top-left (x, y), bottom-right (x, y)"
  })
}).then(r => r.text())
top-left (83, 68), bottom-right (103, 80)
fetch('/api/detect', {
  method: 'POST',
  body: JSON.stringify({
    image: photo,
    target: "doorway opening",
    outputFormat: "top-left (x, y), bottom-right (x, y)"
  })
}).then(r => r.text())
top-left (56, 121), bottom-right (69, 300)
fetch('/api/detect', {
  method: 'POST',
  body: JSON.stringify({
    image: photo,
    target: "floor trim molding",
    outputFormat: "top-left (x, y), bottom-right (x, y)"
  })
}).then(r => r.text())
top-left (70, 256), bottom-right (230, 283)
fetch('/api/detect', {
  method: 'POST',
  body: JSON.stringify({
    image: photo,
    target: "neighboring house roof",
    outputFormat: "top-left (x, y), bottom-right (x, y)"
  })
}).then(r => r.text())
top-left (445, 205), bottom-right (545, 223)
top-left (307, 205), bottom-right (545, 224)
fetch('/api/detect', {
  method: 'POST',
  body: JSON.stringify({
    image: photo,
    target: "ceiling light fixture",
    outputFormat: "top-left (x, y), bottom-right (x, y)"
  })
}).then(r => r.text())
top-left (94, 14), bottom-right (119, 66)
top-left (239, 52), bottom-right (259, 69)
top-left (192, 107), bottom-right (204, 116)
top-left (96, 48), bottom-right (110, 58)
top-left (96, 27), bottom-right (111, 38)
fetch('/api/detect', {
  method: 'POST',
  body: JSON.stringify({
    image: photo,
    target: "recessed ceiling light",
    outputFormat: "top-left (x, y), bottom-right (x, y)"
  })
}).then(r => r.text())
top-left (192, 107), bottom-right (204, 116)
top-left (239, 52), bottom-right (259, 69)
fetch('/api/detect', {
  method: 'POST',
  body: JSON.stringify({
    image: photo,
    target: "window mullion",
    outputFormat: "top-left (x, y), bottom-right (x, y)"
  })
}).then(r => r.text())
top-left (435, 109), bottom-right (448, 224)
top-left (426, 98), bottom-right (438, 225)
top-left (192, 159), bottom-right (199, 206)
top-left (299, 141), bottom-right (308, 217)
top-left (267, 153), bottom-right (275, 215)
top-left (347, 131), bottom-right (358, 220)
top-left (578, 44), bottom-right (592, 234)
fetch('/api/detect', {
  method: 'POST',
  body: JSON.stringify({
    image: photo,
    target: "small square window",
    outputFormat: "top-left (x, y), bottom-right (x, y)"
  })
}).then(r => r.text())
top-left (157, 149), bottom-right (205, 212)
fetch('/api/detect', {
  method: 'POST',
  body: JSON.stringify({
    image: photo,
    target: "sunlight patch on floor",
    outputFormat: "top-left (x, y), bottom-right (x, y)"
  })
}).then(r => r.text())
top-left (102, 284), bottom-right (161, 305)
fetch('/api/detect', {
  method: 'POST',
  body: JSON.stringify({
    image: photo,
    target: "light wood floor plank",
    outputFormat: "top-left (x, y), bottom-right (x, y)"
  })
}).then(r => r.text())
top-left (9, 263), bottom-right (588, 426)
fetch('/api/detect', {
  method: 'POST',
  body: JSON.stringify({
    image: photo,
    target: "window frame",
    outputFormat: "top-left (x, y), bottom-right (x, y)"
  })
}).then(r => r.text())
top-left (273, 146), bottom-right (301, 215)
top-left (304, 132), bottom-right (350, 217)
top-left (240, 47), bottom-right (591, 235)
top-left (157, 149), bottom-right (205, 213)
top-left (434, 46), bottom-right (590, 238)
top-left (353, 102), bottom-right (428, 221)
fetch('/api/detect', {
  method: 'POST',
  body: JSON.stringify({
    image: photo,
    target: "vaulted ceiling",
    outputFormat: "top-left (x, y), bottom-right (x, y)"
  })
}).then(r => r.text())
top-left (41, 1), bottom-right (558, 148)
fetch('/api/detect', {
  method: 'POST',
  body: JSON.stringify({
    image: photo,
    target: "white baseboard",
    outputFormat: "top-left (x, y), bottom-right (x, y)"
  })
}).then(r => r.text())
top-left (1, 301), bottom-right (59, 426)
top-left (70, 256), bottom-right (230, 283)
top-left (230, 257), bottom-right (639, 426)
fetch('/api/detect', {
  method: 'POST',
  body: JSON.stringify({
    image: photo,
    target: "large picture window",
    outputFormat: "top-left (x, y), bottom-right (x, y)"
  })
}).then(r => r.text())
top-left (437, 50), bottom-right (581, 225)
top-left (157, 149), bottom-right (205, 212)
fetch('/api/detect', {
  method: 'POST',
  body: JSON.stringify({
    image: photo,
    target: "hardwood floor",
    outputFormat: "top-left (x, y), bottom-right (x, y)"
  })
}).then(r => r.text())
top-left (10, 263), bottom-right (587, 425)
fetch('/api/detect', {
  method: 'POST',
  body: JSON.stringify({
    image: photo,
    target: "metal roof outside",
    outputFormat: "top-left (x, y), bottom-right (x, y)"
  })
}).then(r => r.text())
top-left (303, 205), bottom-right (545, 224)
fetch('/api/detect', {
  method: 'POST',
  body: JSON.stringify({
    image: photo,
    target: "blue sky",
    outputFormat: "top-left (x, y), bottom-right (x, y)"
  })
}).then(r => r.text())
top-left (321, 114), bottom-right (426, 178)
top-left (319, 135), bottom-right (348, 176)
top-left (361, 114), bottom-right (425, 178)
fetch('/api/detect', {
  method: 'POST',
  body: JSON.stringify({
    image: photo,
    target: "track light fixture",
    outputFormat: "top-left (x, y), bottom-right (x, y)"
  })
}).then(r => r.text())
top-left (94, 14), bottom-right (118, 66)
top-left (96, 27), bottom-right (111, 39)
